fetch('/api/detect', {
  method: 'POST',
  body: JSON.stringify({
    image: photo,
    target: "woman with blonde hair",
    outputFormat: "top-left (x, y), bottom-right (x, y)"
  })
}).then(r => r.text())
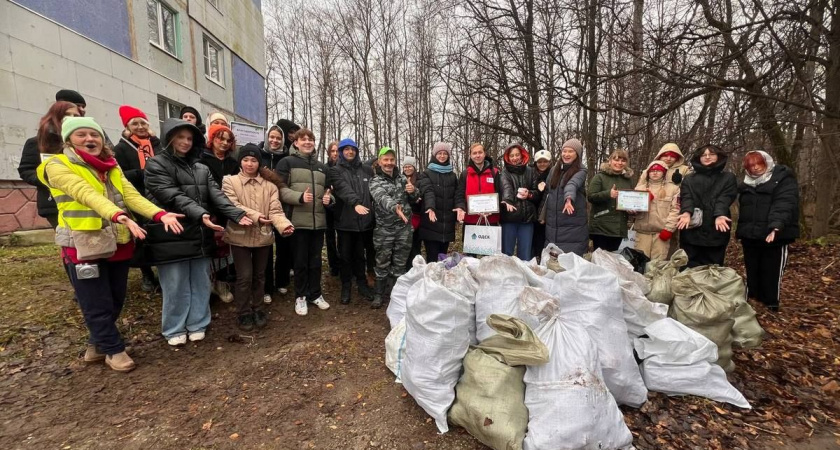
top-left (587, 149), bottom-right (635, 251)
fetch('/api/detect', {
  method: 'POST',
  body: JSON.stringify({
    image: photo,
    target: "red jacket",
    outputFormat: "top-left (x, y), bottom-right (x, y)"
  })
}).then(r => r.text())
top-left (456, 160), bottom-right (501, 225)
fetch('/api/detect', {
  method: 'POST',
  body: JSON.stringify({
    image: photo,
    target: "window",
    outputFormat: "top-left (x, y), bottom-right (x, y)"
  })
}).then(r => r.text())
top-left (157, 96), bottom-right (184, 130)
top-left (148, 0), bottom-right (178, 56)
top-left (203, 36), bottom-right (223, 85)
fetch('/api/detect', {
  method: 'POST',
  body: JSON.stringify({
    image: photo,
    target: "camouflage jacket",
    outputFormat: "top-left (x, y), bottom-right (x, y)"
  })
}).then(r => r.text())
top-left (370, 165), bottom-right (416, 229)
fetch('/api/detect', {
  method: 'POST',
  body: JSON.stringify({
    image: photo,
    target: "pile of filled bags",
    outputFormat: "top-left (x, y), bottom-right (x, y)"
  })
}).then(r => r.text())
top-left (384, 247), bottom-right (765, 449)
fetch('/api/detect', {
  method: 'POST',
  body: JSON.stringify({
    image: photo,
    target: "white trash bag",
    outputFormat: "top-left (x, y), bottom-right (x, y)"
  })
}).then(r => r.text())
top-left (591, 249), bottom-right (668, 338)
top-left (401, 260), bottom-right (477, 433)
top-left (635, 318), bottom-right (751, 409)
top-left (547, 252), bottom-right (648, 407)
top-left (520, 287), bottom-right (634, 450)
top-left (387, 255), bottom-right (426, 329)
top-left (384, 318), bottom-right (407, 383)
top-left (472, 255), bottom-right (542, 342)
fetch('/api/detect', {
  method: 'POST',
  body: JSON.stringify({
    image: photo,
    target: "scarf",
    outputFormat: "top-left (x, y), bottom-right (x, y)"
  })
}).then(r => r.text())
top-left (75, 148), bottom-right (118, 180)
top-left (129, 135), bottom-right (155, 169)
top-left (428, 162), bottom-right (453, 174)
top-left (743, 151), bottom-right (775, 187)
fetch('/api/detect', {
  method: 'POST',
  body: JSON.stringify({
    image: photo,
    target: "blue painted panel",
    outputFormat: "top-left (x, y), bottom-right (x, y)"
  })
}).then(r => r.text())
top-left (233, 54), bottom-right (266, 125)
top-left (15, 0), bottom-right (132, 57)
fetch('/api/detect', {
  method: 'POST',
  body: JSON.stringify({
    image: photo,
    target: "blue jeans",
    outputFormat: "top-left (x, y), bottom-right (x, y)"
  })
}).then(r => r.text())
top-left (158, 258), bottom-right (211, 339)
top-left (502, 222), bottom-right (534, 261)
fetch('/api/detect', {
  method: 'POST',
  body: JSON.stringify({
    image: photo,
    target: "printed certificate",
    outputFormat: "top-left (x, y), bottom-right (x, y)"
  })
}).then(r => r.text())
top-left (616, 190), bottom-right (650, 212)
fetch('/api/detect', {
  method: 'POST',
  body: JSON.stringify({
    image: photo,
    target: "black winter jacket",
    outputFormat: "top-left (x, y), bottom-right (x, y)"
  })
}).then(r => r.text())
top-left (736, 165), bottom-right (800, 245)
top-left (417, 168), bottom-right (458, 242)
top-left (113, 135), bottom-right (161, 196)
top-left (329, 157), bottom-right (375, 232)
top-left (143, 119), bottom-right (245, 264)
top-left (541, 165), bottom-right (589, 255)
top-left (18, 137), bottom-right (57, 218)
top-left (679, 153), bottom-right (738, 248)
top-left (199, 151), bottom-right (240, 187)
top-left (500, 163), bottom-right (539, 223)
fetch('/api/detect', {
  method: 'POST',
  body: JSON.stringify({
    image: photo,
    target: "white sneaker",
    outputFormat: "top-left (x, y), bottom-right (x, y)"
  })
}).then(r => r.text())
top-left (278, 287), bottom-right (288, 295)
top-left (188, 331), bottom-right (205, 342)
top-left (295, 297), bottom-right (308, 316)
top-left (167, 335), bottom-right (187, 346)
top-left (312, 296), bottom-right (330, 310)
top-left (263, 294), bottom-right (272, 304)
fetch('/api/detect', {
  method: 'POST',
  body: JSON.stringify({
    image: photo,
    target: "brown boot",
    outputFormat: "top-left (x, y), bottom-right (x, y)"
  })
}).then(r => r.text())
top-left (84, 345), bottom-right (105, 363)
top-left (105, 351), bottom-right (136, 372)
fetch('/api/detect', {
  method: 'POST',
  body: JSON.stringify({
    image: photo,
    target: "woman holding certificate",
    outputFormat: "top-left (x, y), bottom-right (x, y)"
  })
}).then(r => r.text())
top-left (587, 149), bottom-right (635, 251)
top-left (541, 138), bottom-right (589, 256)
top-left (676, 145), bottom-right (738, 267)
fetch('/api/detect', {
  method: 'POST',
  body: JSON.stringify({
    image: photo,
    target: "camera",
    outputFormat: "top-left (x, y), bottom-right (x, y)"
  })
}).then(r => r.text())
top-left (75, 263), bottom-right (100, 280)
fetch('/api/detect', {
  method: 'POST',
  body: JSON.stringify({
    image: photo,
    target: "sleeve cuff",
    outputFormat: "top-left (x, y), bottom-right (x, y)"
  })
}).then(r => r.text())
top-left (153, 211), bottom-right (167, 223)
top-left (112, 212), bottom-right (127, 223)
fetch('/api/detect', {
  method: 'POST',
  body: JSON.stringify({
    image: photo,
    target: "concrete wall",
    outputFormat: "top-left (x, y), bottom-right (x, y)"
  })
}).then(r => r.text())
top-left (0, 0), bottom-right (266, 233)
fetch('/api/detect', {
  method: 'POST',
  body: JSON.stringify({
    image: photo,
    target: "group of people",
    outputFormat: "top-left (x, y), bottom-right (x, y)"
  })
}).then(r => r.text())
top-left (18, 89), bottom-right (799, 373)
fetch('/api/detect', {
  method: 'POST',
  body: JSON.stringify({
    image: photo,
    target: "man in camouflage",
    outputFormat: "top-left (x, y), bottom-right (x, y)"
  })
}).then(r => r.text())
top-left (369, 147), bottom-right (417, 308)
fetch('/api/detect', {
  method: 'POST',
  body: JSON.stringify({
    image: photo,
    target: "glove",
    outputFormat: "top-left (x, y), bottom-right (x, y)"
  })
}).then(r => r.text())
top-left (672, 171), bottom-right (683, 184)
top-left (658, 229), bottom-right (673, 241)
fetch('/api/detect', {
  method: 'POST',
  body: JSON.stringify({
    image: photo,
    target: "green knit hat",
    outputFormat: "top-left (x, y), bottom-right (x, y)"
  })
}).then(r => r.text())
top-left (378, 146), bottom-right (395, 158)
top-left (61, 116), bottom-right (105, 141)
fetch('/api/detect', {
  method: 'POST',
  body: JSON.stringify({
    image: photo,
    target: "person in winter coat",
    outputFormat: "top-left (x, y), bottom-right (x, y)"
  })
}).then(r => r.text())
top-left (114, 105), bottom-right (160, 196)
top-left (369, 147), bottom-right (417, 308)
top-left (587, 149), bottom-right (635, 252)
top-left (531, 149), bottom-right (552, 260)
top-left (180, 106), bottom-right (206, 150)
top-left (201, 124), bottom-right (239, 187)
top-left (19, 101), bottom-right (82, 227)
top-left (113, 105), bottom-right (162, 292)
top-left (276, 128), bottom-right (334, 316)
top-left (638, 143), bottom-right (691, 186)
top-left (500, 143), bottom-right (540, 260)
top-left (737, 151), bottom-right (799, 311)
top-left (259, 123), bottom-right (293, 298)
top-left (222, 145), bottom-right (294, 330)
top-left (144, 119), bottom-right (251, 346)
top-left (541, 138), bottom-right (589, 255)
top-left (417, 142), bottom-right (459, 261)
top-left (455, 143), bottom-right (500, 226)
top-left (402, 156), bottom-right (424, 270)
top-left (330, 138), bottom-right (376, 304)
top-left (37, 117), bottom-right (184, 372)
top-left (633, 161), bottom-right (680, 260)
top-left (676, 145), bottom-right (738, 267)
top-left (325, 140), bottom-right (341, 277)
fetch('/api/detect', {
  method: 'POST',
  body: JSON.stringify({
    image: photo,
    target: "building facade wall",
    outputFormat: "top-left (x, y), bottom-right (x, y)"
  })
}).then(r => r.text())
top-left (0, 0), bottom-right (266, 233)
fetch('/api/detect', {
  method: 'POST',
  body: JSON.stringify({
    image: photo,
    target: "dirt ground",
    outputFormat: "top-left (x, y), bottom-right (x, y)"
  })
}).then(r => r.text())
top-left (0, 243), bottom-right (837, 449)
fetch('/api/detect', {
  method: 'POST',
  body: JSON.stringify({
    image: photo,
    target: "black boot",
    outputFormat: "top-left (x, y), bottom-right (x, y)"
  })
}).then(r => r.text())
top-left (371, 278), bottom-right (385, 309)
top-left (358, 279), bottom-right (374, 300)
top-left (340, 282), bottom-right (351, 305)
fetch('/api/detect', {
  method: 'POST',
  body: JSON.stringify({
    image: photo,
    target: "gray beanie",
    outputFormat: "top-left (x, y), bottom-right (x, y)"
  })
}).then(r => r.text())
top-left (562, 138), bottom-right (583, 156)
top-left (403, 156), bottom-right (417, 169)
top-left (433, 142), bottom-right (452, 157)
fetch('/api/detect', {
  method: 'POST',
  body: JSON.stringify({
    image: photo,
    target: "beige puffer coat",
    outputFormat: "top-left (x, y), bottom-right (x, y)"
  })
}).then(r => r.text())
top-left (222, 172), bottom-right (292, 247)
top-left (634, 161), bottom-right (680, 234)
top-left (637, 143), bottom-right (691, 188)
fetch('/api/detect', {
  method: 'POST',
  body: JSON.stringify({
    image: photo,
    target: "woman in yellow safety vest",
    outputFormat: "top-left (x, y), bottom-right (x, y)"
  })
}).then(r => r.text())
top-left (37, 117), bottom-right (184, 373)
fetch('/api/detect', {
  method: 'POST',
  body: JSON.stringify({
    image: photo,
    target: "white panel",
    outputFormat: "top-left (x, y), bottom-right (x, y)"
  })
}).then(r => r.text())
top-left (9, 38), bottom-right (77, 88)
top-left (76, 65), bottom-right (124, 104)
top-left (59, 28), bottom-right (113, 75)
top-left (13, 73), bottom-right (55, 113)
top-left (111, 53), bottom-right (151, 91)
top-left (0, 70), bottom-right (18, 109)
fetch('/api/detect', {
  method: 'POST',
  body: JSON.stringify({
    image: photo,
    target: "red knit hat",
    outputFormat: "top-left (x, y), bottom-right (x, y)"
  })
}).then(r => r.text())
top-left (119, 105), bottom-right (148, 127)
top-left (649, 163), bottom-right (667, 172)
top-left (659, 151), bottom-right (680, 160)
